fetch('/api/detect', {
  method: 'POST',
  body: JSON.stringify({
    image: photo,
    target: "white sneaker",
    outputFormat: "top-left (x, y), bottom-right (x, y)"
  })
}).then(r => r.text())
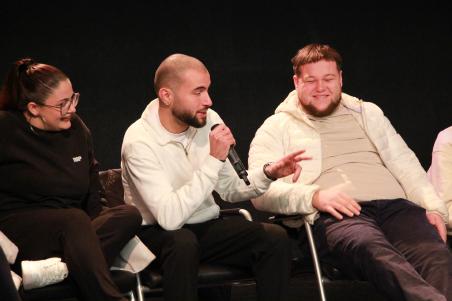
top-left (21, 257), bottom-right (69, 290)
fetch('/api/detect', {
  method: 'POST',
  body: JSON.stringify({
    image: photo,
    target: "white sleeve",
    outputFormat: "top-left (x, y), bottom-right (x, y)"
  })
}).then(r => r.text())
top-left (428, 129), bottom-right (452, 227)
top-left (367, 106), bottom-right (448, 222)
top-left (214, 160), bottom-right (273, 203)
top-left (122, 141), bottom-right (224, 230)
top-left (248, 117), bottom-right (319, 223)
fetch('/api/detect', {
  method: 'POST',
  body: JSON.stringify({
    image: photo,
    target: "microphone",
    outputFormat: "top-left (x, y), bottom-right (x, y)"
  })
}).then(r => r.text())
top-left (211, 124), bottom-right (250, 185)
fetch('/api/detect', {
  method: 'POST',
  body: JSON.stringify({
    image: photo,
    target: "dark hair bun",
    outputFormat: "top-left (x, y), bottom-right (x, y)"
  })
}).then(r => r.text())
top-left (17, 58), bottom-right (36, 74)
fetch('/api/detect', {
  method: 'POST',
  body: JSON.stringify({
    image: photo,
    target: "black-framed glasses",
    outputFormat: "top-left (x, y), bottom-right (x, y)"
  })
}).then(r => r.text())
top-left (38, 92), bottom-right (80, 116)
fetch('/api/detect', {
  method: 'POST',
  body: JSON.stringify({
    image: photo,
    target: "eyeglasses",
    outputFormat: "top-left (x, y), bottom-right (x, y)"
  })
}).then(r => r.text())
top-left (38, 92), bottom-right (80, 116)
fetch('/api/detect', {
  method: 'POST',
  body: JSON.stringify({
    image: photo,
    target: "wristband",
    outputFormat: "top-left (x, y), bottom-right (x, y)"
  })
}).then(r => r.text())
top-left (263, 162), bottom-right (276, 181)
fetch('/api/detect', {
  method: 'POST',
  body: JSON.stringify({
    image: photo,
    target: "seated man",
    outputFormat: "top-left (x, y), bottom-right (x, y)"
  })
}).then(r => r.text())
top-left (121, 53), bottom-right (308, 301)
top-left (248, 43), bottom-right (452, 301)
top-left (429, 126), bottom-right (452, 233)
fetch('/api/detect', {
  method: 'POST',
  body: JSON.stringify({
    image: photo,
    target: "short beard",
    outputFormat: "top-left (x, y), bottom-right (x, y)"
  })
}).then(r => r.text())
top-left (301, 96), bottom-right (341, 117)
top-left (174, 110), bottom-right (206, 128)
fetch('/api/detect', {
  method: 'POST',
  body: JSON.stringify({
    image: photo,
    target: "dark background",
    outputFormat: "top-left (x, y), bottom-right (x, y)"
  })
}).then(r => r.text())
top-left (1, 2), bottom-right (451, 172)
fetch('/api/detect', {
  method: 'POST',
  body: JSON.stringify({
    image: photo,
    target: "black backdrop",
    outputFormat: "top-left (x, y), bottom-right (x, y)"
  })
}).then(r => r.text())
top-left (1, 2), bottom-right (451, 171)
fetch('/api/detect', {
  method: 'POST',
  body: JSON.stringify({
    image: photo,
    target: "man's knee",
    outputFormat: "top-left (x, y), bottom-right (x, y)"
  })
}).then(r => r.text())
top-left (166, 229), bottom-right (199, 248)
top-left (50, 209), bottom-right (99, 247)
top-left (261, 223), bottom-right (289, 241)
top-left (162, 228), bottom-right (199, 258)
top-left (420, 241), bottom-right (452, 267)
top-left (260, 223), bottom-right (292, 253)
top-left (60, 208), bottom-right (92, 233)
top-left (327, 228), bottom-right (385, 259)
top-left (100, 205), bottom-right (142, 233)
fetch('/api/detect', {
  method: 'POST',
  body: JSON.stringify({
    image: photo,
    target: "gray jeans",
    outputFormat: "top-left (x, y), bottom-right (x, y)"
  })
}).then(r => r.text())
top-left (313, 198), bottom-right (452, 301)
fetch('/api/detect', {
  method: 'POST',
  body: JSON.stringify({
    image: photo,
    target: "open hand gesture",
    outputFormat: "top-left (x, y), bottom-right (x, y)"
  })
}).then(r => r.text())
top-left (264, 150), bottom-right (311, 182)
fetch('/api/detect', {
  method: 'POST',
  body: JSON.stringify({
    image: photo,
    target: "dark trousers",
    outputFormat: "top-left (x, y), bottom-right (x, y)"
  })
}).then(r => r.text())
top-left (0, 247), bottom-right (21, 301)
top-left (0, 205), bottom-right (141, 301)
top-left (313, 199), bottom-right (452, 301)
top-left (139, 218), bottom-right (292, 301)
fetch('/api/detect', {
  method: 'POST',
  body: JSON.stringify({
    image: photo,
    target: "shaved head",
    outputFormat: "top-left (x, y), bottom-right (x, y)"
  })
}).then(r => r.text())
top-left (154, 54), bottom-right (207, 95)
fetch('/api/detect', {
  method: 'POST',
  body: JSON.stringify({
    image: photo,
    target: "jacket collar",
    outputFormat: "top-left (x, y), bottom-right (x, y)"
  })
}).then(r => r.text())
top-left (275, 90), bottom-right (363, 124)
top-left (141, 98), bottom-right (197, 145)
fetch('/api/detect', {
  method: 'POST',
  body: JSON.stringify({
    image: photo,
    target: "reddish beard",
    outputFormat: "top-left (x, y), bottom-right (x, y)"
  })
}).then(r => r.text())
top-left (300, 96), bottom-right (341, 117)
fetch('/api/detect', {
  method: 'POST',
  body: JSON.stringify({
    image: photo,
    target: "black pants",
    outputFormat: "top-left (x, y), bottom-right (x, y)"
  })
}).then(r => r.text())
top-left (139, 218), bottom-right (292, 301)
top-left (313, 199), bottom-right (452, 301)
top-left (0, 205), bottom-right (141, 301)
top-left (0, 247), bottom-right (21, 301)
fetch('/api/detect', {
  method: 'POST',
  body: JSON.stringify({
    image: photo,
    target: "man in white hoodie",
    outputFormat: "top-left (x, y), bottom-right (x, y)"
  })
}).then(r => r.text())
top-left (429, 126), bottom-right (452, 233)
top-left (121, 53), bottom-right (308, 301)
top-left (249, 43), bottom-right (452, 301)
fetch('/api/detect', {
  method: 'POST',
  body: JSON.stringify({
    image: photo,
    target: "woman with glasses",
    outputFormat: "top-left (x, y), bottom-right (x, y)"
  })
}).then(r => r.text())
top-left (0, 58), bottom-right (142, 301)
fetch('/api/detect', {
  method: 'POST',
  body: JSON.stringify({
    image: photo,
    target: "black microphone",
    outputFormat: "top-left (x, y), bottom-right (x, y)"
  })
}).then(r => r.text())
top-left (211, 124), bottom-right (250, 185)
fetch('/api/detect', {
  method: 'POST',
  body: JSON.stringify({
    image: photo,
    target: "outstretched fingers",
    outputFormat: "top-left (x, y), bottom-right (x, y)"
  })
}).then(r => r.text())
top-left (292, 164), bottom-right (302, 182)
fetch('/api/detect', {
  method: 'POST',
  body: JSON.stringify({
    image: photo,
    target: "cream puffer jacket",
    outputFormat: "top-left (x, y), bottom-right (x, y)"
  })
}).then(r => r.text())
top-left (121, 99), bottom-right (273, 231)
top-left (249, 91), bottom-right (447, 225)
top-left (428, 126), bottom-right (452, 230)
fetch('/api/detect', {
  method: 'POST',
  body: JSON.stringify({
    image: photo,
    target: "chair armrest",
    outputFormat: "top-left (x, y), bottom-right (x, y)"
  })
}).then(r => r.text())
top-left (219, 208), bottom-right (253, 222)
top-left (268, 214), bottom-right (303, 223)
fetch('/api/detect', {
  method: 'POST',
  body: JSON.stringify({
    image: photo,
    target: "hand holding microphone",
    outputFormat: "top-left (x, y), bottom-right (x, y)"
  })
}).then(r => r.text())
top-left (210, 123), bottom-right (250, 185)
top-left (209, 124), bottom-right (235, 160)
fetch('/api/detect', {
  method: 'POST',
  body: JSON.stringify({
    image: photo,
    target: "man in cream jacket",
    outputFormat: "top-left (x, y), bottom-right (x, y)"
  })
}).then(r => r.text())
top-left (249, 43), bottom-right (452, 301)
top-left (121, 54), bottom-right (307, 301)
top-left (429, 126), bottom-right (452, 234)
